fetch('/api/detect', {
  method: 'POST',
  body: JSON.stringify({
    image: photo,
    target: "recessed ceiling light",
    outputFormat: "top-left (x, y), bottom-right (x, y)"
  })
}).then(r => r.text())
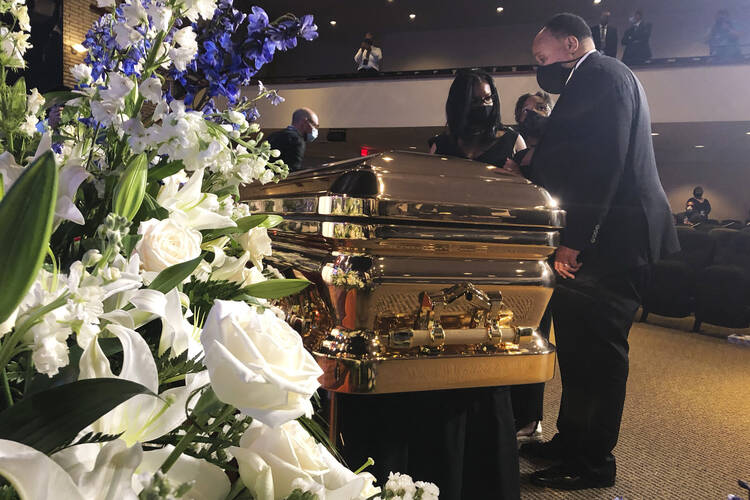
top-left (408, 146), bottom-right (417, 149)
top-left (745, 131), bottom-right (750, 135)
top-left (409, 13), bottom-right (416, 20)
top-left (329, 20), bottom-right (336, 26)
top-left (496, 7), bottom-right (504, 13)
top-left (593, 0), bottom-right (602, 4)
top-left (651, 132), bottom-right (660, 136)
top-left (694, 145), bottom-right (705, 148)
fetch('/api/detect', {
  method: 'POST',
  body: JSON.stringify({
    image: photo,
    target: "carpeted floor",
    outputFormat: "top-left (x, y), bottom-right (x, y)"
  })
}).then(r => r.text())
top-left (520, 321), bottom-right (750, 500)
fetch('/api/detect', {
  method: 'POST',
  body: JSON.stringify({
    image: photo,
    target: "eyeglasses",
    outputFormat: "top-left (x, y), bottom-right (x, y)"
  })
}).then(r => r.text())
top-left (520, 103), bottom-right (551, 116)
top-left (306, 117), bottom-right (320, 128)
top-left (471, 95), bottom-right (494, 107)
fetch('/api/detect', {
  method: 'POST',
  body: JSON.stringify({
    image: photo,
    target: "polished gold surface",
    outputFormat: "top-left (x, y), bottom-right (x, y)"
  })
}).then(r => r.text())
top-left (242, 151), bottom-right (563, 393)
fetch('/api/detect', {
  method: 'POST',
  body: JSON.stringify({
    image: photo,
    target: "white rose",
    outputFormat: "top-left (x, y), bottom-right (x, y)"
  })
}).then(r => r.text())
top-left (230, 420), bottom-right (378, 500)
top-left (135, 217), bottom-right (202, 273)
top-left (201, 300), bottom-right (323, 427)
top-left (237, 227), bottom-right (272, 270)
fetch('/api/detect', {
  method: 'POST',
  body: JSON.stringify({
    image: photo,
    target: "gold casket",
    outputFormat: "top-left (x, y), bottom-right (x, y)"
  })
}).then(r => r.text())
top-left (240, 151), bottom-right (564, 394)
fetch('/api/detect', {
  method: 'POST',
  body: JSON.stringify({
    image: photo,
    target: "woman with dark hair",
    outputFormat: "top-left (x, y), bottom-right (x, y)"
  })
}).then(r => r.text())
top-left (429, 70), bottom-right (525, 163)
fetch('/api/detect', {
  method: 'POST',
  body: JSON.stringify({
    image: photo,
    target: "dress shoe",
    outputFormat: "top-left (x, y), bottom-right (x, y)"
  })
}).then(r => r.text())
top-left (530, 464), bottom-right (615, 490)
top-left (518, 437), bottom-right (562, 462)
top-left (516, 421), bottom-right (542, 444)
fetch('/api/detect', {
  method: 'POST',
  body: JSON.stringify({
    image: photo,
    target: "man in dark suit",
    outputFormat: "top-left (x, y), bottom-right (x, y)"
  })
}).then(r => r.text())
top-left (621, 10), bottom-right (652, 66)
top-left (521, 13), bottom-right (679, 490)
top-left (590, 10), bottom-right (618, 58)
top-left (267, 108), bottom-right (319, 172)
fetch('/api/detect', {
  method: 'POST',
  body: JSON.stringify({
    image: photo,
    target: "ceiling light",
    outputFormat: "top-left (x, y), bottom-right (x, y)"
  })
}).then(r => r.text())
top-left (329, 20), bottom-right (336, 26)
top-left (409, 13), bottom-right (416, 20)
top-left (745, 131), bottom-right (750, 135)
top-left (651, 132), bottom-right (660, 136)
top-left (593, 0), bottom-right (602, 4)
top-left (496, 7), bottom-right (504, 13)
top-left (408, 146), bottom-right (417, 149)
top-left (71, 43), bottom-right (87, 54)
top-left (694, 145), bottom-right (705, 148)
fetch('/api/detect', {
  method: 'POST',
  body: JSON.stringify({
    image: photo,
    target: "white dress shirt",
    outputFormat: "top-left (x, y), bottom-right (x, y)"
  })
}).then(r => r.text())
top-left (565, 49), bottom-right (598, 86)
top-left (354, 46), bottom-right (382, 71)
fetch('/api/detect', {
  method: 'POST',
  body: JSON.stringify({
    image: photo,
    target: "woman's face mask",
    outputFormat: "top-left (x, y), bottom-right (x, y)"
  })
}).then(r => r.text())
top-left (519, 111), bottom-right (550, 139)
top-left (464, 104), bottom-right (494, 137)
top-left (535, 57), bottom-right (581, 95)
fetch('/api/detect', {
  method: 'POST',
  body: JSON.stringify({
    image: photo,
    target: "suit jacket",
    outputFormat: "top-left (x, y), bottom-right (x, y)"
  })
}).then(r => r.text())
top-left (529, 52), bottom-right (678, 275)
top-left (267, 126), bottom-right (306, 172)
top-left (591, 23), bottom-right (619, 58)
top-left (621, 22), bottom-right (652, 65)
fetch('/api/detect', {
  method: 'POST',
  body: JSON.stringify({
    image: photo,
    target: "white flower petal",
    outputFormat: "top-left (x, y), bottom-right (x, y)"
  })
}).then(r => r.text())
top-left (0, 440), bottom-right (85, 500)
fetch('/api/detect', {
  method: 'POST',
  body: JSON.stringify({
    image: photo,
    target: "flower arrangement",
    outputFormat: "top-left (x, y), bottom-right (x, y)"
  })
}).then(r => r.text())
top-left (0, 1), bottom-right (438, 499)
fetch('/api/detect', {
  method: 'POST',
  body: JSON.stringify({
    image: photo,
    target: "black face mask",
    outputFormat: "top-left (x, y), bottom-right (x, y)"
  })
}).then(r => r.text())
top-left (519, 111), bottom-right (549, 139)
top-left (535, 57), bottom-right (581, 95)
top-left (466, 104), bottom-right (494, 131)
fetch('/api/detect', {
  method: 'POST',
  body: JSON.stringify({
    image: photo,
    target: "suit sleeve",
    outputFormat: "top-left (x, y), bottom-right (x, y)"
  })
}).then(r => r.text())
top-left (556, 78), bottom-right (635, 251)
top-left (286, 136), bottom-right (305, 172)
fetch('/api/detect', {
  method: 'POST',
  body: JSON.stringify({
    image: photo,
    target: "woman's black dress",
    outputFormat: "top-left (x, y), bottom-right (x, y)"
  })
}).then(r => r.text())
top-left (339, 129), bottom-right (521, 500)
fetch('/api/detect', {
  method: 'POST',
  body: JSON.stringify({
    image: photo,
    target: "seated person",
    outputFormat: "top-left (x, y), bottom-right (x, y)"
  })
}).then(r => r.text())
top-left (684, 186), bottom-right (711, 224)
top-left (266, 108), bottom-right (319, 173)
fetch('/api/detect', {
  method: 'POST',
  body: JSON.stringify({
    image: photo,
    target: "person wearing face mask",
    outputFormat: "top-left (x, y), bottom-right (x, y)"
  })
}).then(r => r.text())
top-left (266, 107), bottom-right (319, 173)
top-left (502, 91), bottom-right (553, 178)
top-left (591, 10), bottom-right (618, 58)
top-left (621, 10), bottom-right (652, 66)
top-left (521, 13), bottom-right (678, 491)
top-left (428, 70), bottom-right (525, 165)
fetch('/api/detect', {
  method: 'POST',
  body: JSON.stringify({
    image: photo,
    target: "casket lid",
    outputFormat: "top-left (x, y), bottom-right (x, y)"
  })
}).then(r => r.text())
top-left (240, 151), bottom-right (564, 229)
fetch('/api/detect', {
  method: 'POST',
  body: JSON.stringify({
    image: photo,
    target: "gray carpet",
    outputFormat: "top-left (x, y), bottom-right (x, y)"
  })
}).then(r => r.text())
top-left (520, 321), bottom-right (750, 500)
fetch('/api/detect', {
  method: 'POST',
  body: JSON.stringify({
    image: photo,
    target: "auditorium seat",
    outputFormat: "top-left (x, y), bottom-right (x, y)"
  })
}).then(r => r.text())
top-left (721, 219), bottom-right (744, 230)
top-left (640, 227), bottom-right (715, 322)
top-left (693, 229), bottom-right (750, 331)
top-left (692, 220), bottom-right (720, 232)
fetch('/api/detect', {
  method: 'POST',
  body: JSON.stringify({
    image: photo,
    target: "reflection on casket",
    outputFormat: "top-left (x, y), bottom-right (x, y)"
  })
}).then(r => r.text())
top-left (240, 151), bottom-right (565, 394)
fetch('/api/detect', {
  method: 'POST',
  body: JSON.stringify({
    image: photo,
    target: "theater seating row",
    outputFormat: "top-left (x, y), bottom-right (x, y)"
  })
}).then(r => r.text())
top-left (640, 226), bottom-right (750, 332)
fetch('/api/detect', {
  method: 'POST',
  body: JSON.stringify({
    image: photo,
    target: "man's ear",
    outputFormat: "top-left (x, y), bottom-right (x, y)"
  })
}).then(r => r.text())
top-left (566, 36), bottom-right (580, 54)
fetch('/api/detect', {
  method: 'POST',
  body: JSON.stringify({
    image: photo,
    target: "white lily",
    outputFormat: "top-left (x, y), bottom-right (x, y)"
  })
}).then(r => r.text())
top-left (0, 439), bottom-right (140, 500)
top-left (135, 445), bottom-right (231, 500)
top-left (127, 287), bottom-right (202, 358)
top-left (79, 324), bottom-right (207, 446)
top-left (157, 168), bottom-right (236, 230)
top-left (0, 151), bottom-right (24, 193)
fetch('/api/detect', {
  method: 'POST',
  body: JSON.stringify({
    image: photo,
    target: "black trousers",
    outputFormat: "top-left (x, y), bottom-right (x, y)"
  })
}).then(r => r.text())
top-left (338, 387), bottom-right (520, 500)
top-left (549, 266), bottom-right (648, 477)
top-left (510, 307), bottom-right (552, 429)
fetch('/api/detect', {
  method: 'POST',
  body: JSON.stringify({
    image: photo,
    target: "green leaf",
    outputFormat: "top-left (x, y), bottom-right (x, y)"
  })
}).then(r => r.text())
top-left (202, 214), bottom-right (283, 240)
top-left (42, 90), bottom-right (80, 110)
top-left (147, 160), bottom-right (184, 181)
top-left (112, 153), bottom-right (148, 221)
top-left (121, 234), bottom-right (142, 257)
top-left (0, 152), bottom-right (58, 324)
top-left (137, 193), bottom-right (169, 221)
top-left (148, 255), bottom-right (204, 293)
top-left (243, 279), bottom-right (310, 299)
top-left (0, 378), bottom-right (155, 454)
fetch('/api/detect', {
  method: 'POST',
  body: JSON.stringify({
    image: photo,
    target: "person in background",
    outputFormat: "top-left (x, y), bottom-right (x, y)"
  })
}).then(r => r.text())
top-left (266, 108), bottom-right (319, 173)
top-left (591, 10), bottom-right (618, 58)
top-left (428, 70), bottom-right (525, 163)
top-left (684, 186), bottom-right (711, 224)
top-left (502, 91), bottom-right (554, 444)
top-left (354, 32), bottom-right (382, 74)
top-left (621, 10), bottom-right (652, 66)
top-left (707, 10), bottom-right (741, 60)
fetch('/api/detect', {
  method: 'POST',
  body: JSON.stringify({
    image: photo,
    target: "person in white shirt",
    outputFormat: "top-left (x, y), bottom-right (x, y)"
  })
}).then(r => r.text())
top-left (354, 32), bottom-right (382, 74)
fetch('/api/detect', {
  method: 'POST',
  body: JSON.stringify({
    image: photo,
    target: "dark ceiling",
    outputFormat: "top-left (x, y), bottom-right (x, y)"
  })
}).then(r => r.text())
top-left (248, 0), bottom-right (628, 41)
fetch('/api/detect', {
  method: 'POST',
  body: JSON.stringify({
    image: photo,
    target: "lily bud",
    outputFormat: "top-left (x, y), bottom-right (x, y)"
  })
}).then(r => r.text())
top-left (113, 153), bottom-right (148, 221)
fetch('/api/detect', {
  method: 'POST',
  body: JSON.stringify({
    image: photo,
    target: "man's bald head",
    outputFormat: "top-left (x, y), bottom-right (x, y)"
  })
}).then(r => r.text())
top-left (291, 107), bottom-right (319, 136)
